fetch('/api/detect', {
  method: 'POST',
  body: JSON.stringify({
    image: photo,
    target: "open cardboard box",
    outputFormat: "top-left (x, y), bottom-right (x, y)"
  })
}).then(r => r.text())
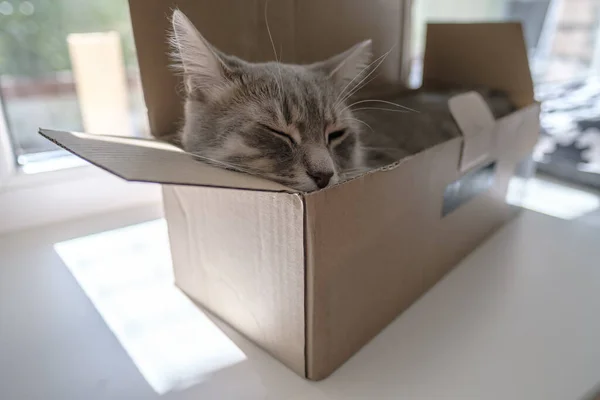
top-left (40, 0), bottom-right (540, 380)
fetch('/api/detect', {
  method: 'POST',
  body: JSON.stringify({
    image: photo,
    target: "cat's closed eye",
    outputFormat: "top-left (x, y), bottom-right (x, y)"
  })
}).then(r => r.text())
top-left (259, 123), bottom-right (295, 145)
top-left (328, 129), bottom-right (346, 144)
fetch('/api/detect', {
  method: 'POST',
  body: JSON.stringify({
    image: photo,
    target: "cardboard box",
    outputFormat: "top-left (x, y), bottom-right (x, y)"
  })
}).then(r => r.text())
top-left (40, 0), bottom-right (540, 380)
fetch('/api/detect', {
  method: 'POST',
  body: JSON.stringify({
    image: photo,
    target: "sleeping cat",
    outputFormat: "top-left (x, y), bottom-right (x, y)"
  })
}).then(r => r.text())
top-left (169, 9), bottom-right (513, 191)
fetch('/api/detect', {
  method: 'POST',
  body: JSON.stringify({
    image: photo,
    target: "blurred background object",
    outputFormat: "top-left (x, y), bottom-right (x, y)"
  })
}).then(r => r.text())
top-left (0, 0), bottom-right (147, 169)
top-left (67, 31), bottom-right (133, 137)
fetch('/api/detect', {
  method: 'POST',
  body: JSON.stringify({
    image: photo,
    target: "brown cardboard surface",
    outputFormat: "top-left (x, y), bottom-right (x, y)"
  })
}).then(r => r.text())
top-left (423, 110), bottom-right (541, 288)
top-left (162, 185), bottom-right (307, 375)
top-left (128, 0), bottom-right (411, 140)
top-left (305, 144), bottom-right (446, 379)
top-left (496, 103), bottom-right (542, 162)
top-left (304, 102), bottom-right (540, 380)
top-left (40, 129), bottom-right (290, 192)
top-left (423, 23), bottom-right (534, 108)
top-left (448, 92), bottom-right (496, 172)
top-left (293, 0), bottom-right (409, 84)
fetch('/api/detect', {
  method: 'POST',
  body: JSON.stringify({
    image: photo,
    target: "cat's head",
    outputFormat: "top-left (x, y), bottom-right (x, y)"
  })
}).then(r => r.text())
top-left (170, 9), bottom-right (372, 191)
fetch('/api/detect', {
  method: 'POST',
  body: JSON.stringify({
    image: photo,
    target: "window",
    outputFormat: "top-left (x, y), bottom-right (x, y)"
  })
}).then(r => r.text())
top-left (0, 0), bottom-right (159, 233)
top-left (0, 0), bottom-right (148, 167)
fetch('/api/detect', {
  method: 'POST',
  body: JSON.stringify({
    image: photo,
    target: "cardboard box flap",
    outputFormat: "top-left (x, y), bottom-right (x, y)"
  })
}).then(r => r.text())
top-left (293, 0), bottom-right (410, 83)
top-left (423, 23), bottom-right (534, 108)
top-left (448, 91), bottom-right (496, 172)
top-left (39, 129), bottom-right (291, 192)
top-left (128, 0), bottom-right (411, 139)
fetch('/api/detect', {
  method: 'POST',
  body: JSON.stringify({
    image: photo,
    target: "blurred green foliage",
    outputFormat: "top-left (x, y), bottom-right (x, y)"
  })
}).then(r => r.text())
top-left (0, 0), bottom-right (137, 77)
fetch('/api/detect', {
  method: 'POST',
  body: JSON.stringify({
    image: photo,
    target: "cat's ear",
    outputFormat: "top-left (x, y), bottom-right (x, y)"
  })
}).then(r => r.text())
top-left (309, 40), bottom-right (373, 88)
top-left (170, 9), bottom-right (232, 98)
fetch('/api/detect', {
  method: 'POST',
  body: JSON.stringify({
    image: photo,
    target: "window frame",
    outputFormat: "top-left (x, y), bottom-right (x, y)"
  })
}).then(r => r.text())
top-left (0, 97), bottom-right (161, 234)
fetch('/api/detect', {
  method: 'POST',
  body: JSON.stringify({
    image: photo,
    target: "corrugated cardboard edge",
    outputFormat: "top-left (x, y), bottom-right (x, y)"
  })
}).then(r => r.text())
top-left (301, 194), bottom-right (310, 379)
top-left (38, 129), bottom-right (294, 192)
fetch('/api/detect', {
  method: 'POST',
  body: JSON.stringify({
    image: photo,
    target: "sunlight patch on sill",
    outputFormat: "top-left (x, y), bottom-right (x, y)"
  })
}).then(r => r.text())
top-left (53, 219), bottom-right (247, 395)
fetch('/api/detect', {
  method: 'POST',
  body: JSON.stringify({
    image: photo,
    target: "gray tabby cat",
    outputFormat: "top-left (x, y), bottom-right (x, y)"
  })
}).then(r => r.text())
top-left (170, 10), bottom-right (513, 191)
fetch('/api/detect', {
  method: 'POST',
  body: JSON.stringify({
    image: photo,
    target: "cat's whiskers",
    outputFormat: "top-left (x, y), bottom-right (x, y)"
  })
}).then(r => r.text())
top-left (359, 146), bottom-right (402, 151)
top-left (340, 99), bottom-right (419, 114)
top-left (335, 70), bottom-right (382, 108)
top-left (350, 106), bottom-right (410, 113)
top-left (340, 166), bottom-right (372, 179)
top-left (341, 117), bottom-right (374, 133)
top-left (190, 154), bottom-right (260, 176)
top-left (334, 46), bottom-right (394, 109)
top-left (334, 52), bottom-right (386, 106)
top-left (336, 64), bottom-right (385, 110)
top-left (264, 0), bottom-right (284, 102)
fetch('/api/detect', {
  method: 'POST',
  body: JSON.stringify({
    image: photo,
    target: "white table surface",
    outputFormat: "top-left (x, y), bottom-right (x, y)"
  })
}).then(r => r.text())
top-left (1, 204), bottom-right (599, 400)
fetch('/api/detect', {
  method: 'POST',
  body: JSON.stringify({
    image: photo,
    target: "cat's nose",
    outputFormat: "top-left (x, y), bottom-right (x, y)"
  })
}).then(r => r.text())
top-left (308, 170), bottom-right (333, 189)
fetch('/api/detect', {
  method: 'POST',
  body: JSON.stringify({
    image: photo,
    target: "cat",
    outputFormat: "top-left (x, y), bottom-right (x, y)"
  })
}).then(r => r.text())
top-left (170, 9), bottom-right (373, 191)
top-left (169, 9), bottom-right (514, 191)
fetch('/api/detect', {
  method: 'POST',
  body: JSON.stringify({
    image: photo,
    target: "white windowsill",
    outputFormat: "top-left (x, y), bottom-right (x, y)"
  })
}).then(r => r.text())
top-left (17, 150), bottom-right (88, 174)
top-left (0, 159), bottom-right (162, 234)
